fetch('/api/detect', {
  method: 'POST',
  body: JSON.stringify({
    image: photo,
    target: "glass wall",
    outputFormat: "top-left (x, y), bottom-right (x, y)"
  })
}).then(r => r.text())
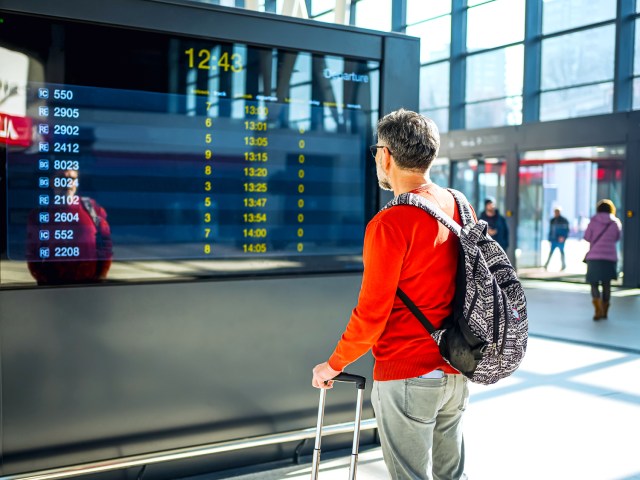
top-left (540, 0), bottom-right (616, 121)
top-left (517, 146), bottom-right (624, 280)
top-left (190, 0), bottom-right (640, 126)
top-left (406, 0), bottom-right (451, 132)
top-left (352, 0), bottom-right (392, 31)
top-left (634, 17), bottom-right (640, 109)
top-left (465, 0), bottom-right (525, 129)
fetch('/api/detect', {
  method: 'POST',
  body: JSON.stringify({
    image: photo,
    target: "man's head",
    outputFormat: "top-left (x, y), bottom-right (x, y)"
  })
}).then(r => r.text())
top-left (484, 197), bottom-right (496, 216)
top-left (553, 208), bottom-right (561, 217)
top-left (374, 109), bottom-right (440, 180)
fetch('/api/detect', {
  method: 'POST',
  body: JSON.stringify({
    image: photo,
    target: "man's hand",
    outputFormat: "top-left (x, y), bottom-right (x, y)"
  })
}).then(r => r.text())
top-left (488, 227), bottom-right (498, 236)
top-left (312, 362), bottom-right (341, 389)
top-left (559, 236), bottom-right (565, 242)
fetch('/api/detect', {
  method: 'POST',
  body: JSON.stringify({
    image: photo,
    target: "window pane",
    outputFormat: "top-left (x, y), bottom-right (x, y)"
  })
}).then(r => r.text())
top-left (635, 18), bottom-right (640, 76)
top-left (540, 83), bottom-right (613, 121)
top-left (310, 0), bottom-right (335, 16)
top-left (466, 45), bottom-right (524, 102)
top-left (466, 96), bottom-right (522, 129)
top-left (541, 25), bottom-right (615, 90)
top-left (354, 0), bottom-right (392, 31)
top-left (542, 0), bottom-right (616, 35)
top-left (467, 0), bottom-right (525, 52)
top-left (407, 0), bottom-right (451, 24)
top-left (420, 62), bottom-right (450, 110)
top-left (632, 78), bottom-right (640, 109)
top-left (421, 108), bottom-right (449, 133)
top-left (406, 16), bottom-right (451, 63)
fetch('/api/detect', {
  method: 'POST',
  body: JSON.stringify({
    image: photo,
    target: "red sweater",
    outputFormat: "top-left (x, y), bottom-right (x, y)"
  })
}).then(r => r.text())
top-left (328, 186), bottom-right (463, 381)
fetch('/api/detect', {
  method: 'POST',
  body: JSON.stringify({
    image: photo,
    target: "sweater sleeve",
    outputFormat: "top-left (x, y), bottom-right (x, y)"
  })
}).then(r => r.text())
top-left (328, 218), bottom-right (406, 371)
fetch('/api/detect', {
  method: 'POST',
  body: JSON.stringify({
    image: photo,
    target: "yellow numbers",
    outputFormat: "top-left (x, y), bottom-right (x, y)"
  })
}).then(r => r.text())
top-left (205, 165), bottom-right (212, 175)
top-left (243, 213), bottom-right (267, 223)
top-left (217, 51), bottom-right (230, 71)
top-left (297, 199), bottom-right (304, 208)
top-left (185, 48), bottom-right (244, 72)
top-left (204, 213), bottom-right (212, 223)
top-left (297, 228), bottom-right (304, 237)
top-left (243, 197), bottom-right (268, 208)
top-left (298, 139), bottom-right (305, 149)
top-left (204, 244), bottom-right (211, 254)
top-left (298, 169), bottom-right (305, 179)
top-left (297, 213), bottom-right (304, 223)
top-left (243, 243), bottom-right (267, 253)
top-left (244, 136), bottom-right (268, 147)
top-left (204, 197), bottom-right (212, 207)
top-left (205, 117), bottom-right (213, 127)
top-left (231, 53), bottom-right (243, 72)
top-left (298, 154), bottom-right (305, 164)
top-left (245, 105), bottom-right (269, 116)
top-left (204, 228), bottom-right (211, 238)
top-left (244, 121), bottom-right (268, 131)
top-left (205, 149), bottom-right (212, 159)
top-left (205, 181), bottom-right (212, 191)
top-left (297, 243), bottom-right (304, 252)
top-left (244, 167), bottom-right (268, 177)
top-left (244, 182), bottom-right (268, 193)
top-left (244, 151), bottom-right (268, 162)
top-left (298, 184), bottom-right (304, 193)
top-left (205, 133), bottom-right (212, 144)
top-left (243, 228), bottom-right (267, 238)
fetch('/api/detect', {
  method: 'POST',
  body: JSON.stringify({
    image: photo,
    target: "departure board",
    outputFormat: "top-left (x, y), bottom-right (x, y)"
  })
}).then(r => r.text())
top-left (0, 11), bottom-right (380, 286)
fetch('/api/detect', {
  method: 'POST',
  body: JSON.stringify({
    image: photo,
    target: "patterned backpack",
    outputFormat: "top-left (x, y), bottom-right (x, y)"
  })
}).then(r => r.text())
top-left (383, 189), bottom-right (528, 385)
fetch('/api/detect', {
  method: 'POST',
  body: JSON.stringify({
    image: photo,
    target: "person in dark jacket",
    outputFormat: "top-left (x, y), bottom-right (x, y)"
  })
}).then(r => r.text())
top-left (480, 197), bottom-right (509, 251)
top-left (544, 207), bottom-right (570, 270)
top-left (584, 199), bottom-right (622, 320)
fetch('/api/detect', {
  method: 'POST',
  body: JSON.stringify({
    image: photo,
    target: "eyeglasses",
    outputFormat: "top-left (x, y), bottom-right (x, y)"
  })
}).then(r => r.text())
top-left (369, 144), bottom-right (392, 158)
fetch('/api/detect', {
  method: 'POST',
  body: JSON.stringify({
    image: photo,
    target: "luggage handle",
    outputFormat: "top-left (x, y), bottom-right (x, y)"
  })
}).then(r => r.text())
top-left (331, 372), bottom-right (366, 390)
top-left (313, 371), bottom-right (366, 480)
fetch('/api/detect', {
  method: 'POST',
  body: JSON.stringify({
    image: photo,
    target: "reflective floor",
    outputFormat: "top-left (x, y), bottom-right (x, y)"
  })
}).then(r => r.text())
top-left (186, 280), bottom-right (640, 480)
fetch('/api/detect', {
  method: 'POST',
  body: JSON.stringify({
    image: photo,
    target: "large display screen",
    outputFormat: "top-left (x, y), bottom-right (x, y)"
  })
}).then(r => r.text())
top-left (0, 11), bottom-right (380, 287)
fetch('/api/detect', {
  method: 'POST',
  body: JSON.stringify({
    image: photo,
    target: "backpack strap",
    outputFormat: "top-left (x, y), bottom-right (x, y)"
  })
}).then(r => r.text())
top-left (384, 192), bottom-right (462, 237)
top-left (81, 196), bottom-right (106, 258)
top-left (397, 287), bottom-right (436, 334)
top-left (81, 196), bottom-right (101, 229)
top-left (447, 188), bottom-right (475, 226)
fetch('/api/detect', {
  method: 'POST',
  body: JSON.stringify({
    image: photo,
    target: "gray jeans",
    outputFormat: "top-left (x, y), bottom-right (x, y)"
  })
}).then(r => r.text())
top-left (371, 373), bottom-right (469, 480)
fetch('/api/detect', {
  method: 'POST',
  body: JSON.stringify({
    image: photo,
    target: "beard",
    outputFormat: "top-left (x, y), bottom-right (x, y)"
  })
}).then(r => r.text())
top-left (376, 162), bottom-right (393, 191)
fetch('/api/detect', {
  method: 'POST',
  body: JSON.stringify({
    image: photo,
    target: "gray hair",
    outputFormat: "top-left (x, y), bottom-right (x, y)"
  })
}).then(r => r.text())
top-left (376, 109), bottom-right (440, 171)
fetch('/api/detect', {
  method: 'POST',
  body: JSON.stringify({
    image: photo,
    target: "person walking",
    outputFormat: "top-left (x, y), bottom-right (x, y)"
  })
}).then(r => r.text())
top-left (544, 207), bottom-right (570, 271)
top-left (480, 197), bottom-right (509, 251)
top-left (312, 109), bottom-right (471, 480)
top-left (583, 199), bottom-right (622, 320)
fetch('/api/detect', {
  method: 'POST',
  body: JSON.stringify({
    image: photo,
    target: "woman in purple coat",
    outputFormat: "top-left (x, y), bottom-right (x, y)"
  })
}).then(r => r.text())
top-left (583, 199), bottom-right (622, 320)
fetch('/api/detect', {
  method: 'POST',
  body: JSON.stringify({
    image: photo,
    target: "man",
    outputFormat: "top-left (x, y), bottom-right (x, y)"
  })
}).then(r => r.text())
top-left (312, 109), bottom-right (470, 480)
top-left (480, 197), bottom-right (509, 251)
top-left (544, 207), bottom-right (570, 271)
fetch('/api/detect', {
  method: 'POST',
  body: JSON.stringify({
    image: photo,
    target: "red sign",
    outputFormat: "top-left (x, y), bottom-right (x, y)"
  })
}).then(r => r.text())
top-left (0, 112), bottom-right (32, 147)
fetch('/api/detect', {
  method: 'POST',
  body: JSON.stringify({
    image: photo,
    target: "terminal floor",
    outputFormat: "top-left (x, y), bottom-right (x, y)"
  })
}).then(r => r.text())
top-left (185, 280), bottom-right (640, 480)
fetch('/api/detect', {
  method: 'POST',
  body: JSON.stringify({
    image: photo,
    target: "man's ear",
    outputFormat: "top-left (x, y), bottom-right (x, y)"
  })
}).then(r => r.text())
top-left (382, 147), bottom-right (393, 172)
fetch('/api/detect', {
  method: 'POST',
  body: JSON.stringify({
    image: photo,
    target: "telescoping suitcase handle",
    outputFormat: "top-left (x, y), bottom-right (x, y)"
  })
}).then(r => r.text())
top-left (311, 372), bottom-right (367, 480)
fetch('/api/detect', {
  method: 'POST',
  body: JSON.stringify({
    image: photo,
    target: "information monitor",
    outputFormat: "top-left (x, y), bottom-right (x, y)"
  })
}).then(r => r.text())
top-left (0, 9), bottom-right (380, 287)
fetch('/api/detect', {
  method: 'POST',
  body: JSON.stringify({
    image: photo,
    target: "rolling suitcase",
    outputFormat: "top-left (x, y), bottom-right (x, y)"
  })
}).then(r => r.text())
top-left (311, 372), bottom-right (367, 480)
